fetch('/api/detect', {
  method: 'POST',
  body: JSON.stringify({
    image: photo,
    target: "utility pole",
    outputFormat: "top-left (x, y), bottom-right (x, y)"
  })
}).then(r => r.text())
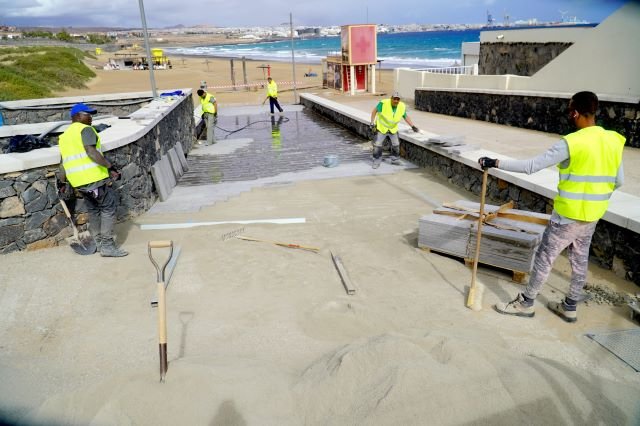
top-left (138, 0), bottom-right (157, 98)
top-left (290, 13), bottom-right (298, 104)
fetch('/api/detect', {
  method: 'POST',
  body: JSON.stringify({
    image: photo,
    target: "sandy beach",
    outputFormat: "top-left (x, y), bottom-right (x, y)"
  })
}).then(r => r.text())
top-left (57, 52), bottom-right (396, 106)
top-left (2, 46), bottom-right (639, 425)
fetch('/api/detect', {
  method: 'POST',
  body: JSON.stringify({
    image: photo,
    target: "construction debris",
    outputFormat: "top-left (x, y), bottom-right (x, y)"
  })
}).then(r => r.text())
top-left (331, 252), bottom-right (356, 295)
top-left (235, 235), bottom-right (319, 253)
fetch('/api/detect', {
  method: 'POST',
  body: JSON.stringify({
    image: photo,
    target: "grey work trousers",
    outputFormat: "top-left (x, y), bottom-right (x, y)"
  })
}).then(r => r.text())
top-left (524, 219), bottom-right (598, 302)
top-left (82, 184), bottom-right (117, 240)
top-left (204, 112), bottom-right (216, 145)
top-left (373, 131), bottom-right (400, 160)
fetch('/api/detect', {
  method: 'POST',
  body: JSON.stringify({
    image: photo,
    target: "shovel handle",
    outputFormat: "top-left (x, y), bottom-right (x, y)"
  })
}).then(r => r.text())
top-left (59, 199), bottom-right (73, 220)
top-left (149, 240), bottom-right (172, 248)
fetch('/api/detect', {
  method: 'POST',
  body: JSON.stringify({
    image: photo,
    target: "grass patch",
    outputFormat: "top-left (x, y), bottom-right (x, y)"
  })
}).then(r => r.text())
top-left (0, 46), bottom-right (96, 101)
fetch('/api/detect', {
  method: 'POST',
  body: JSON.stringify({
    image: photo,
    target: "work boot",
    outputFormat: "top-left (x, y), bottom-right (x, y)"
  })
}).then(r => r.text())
top-left (93, 234), bottom-right (103, 252)
top-left (100, 237), bottom-right (129, 257)
top-left (390, 157), bottom-right (402, 165)
top-left (494, 293), bottom-right (535, 318)
top-left (372, 158), bottom-right (382, 169)
top-left (548, 299), bottom-right (577, 323)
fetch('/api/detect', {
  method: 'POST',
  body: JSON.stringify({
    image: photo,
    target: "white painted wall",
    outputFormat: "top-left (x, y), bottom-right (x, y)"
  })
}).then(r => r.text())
top-left (527, 2), bottom-right (640, 97)
top-left (461, 42), bottom-right (479, 66)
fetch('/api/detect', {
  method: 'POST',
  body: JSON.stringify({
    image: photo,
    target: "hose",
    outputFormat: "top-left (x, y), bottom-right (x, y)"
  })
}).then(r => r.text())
top-left (215, 116), bottom-right (290, 139)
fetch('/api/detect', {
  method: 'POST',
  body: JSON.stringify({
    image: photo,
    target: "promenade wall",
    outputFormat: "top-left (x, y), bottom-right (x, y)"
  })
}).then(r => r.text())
top-left (414, 89), bottom-right (640, 148)
top-left (0, 91), bottom-right (194, 253)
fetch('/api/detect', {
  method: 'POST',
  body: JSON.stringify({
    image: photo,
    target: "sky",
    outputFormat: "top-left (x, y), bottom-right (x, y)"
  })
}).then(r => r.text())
top-left (0, 0), bottom-right (630, 29)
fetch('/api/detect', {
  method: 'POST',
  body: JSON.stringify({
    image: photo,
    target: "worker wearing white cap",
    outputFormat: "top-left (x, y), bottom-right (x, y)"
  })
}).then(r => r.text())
top-left (370, 91), bottom-right (419, 169)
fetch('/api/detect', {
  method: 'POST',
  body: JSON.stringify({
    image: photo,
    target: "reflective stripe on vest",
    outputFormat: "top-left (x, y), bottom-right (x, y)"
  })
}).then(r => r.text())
top-left (267, 81), bottom-right (278, 97)
top-left (376, 99), bottom-right (405, 134)
top-left (554, 126), bottom-right (625, 221)
top-left (200, 93), bottom-right (216, 114)
top-left (59, 122), bottom-right (109, 188)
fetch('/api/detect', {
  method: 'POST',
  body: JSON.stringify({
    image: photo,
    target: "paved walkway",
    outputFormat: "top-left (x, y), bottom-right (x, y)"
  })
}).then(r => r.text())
top-left (324, 91), bottom-right (640, 196)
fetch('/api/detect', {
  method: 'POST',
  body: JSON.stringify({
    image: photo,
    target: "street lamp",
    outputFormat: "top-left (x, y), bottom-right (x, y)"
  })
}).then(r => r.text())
top-left (138, 0), bottom-right (158, 98)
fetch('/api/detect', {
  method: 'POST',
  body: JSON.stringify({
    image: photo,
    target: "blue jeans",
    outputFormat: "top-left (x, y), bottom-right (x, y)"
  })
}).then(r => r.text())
top-left (269, 97), bottom-right (283, 113)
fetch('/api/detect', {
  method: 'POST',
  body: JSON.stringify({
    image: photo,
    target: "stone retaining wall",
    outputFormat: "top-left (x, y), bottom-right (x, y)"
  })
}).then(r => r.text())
top-left (415, 90), bottom-right (640, 148)
top-left (479, 42), bottom-right (572, 76)
top-left (0, 95), bottom-right (194, 254)
top-left (301, 96), bottom-right (640, 286)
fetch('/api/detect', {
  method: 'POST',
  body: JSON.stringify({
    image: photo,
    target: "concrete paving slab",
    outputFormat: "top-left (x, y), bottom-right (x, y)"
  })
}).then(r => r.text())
top-left (174, 143), bottom-right (189, 172)
top-left (168, 147), bottom-right (184, 179)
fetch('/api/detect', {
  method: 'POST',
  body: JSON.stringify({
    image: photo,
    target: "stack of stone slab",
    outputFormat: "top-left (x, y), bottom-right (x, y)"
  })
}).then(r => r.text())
top-left (150, 143), bottom-right (189, 201)
top-left (419, 200), bottom-right (550, 273)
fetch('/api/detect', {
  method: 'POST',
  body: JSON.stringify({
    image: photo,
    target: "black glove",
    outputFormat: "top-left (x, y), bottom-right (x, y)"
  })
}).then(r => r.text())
top-left (56, 179), bottom-right (73, 201)
top-left (478, 157), bottom-right (498, 170)
top-left (411, 126), bottom-right (419, 133)
top-left (213, 112), bottom-right (218, 118)
top-left (92, 123), bottom-right (111, 133)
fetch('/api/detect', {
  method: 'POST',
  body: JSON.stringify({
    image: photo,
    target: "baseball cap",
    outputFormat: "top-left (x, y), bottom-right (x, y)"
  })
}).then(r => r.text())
top-left (70, 103), bottom-right (97, 118)
top-left (391, 91), bottom-right (401, 99)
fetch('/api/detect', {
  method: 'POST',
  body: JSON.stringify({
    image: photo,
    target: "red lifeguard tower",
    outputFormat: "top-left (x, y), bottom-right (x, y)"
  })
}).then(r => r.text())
top-left (323, 24), bottom-right (378, 95)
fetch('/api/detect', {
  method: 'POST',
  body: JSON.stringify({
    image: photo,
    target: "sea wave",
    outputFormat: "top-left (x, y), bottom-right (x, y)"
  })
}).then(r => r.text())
top-left (165, 47), bottom-right (458, 68)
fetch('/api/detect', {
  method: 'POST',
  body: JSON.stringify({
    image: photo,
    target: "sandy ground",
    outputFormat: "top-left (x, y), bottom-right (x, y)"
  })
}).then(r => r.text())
top-left (57, 53), bottom-right (395, 108)
top-left (1, 54), bottom-right (639, 425)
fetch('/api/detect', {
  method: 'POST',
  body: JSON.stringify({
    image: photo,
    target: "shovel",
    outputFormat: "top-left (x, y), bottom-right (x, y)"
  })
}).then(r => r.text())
top-left (59, 199), bottom-right (97, 255)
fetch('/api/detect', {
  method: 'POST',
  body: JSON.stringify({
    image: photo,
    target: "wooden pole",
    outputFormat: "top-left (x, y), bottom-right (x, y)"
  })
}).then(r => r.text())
top-left (242, 57), bottom-right (248, 91)
top-left (230, 59), bottom-right (236, 91)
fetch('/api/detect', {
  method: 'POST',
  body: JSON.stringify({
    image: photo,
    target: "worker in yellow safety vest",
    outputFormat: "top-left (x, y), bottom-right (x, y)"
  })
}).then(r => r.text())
top-left (57, 103), bottom-right (128, 257)
top-left (369, 91), bottom-right (420, 169)
top-left (197, 89), bottom-right (218, 145)
top-left (263, 77), bottom-right (284, 114)
top-left (478, 91), bottom-right (625, 322)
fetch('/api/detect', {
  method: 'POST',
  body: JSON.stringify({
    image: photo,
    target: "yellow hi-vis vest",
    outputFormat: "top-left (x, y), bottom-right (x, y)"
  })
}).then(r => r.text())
top-left (376, 99), bottom-right (406, 134)
top-left (267, 81), bottom-right (278, 98)
top-left (59, 122), bottom-right (109, 188)
top-left (200, 93), bottom-right (216, 115)
top-left (554, 126), bottom-right (625, 222)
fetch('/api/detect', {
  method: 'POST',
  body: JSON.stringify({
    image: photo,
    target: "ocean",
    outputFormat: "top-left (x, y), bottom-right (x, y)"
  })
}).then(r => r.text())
top-left (165, 30), bottom-right (481, 69)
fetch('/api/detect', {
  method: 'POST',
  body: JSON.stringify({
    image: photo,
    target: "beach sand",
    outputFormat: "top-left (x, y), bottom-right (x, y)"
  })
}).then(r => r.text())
top-left (2, 52), bottom-right (638, 425)
top-left (57, 53), bottom-right (396, 107)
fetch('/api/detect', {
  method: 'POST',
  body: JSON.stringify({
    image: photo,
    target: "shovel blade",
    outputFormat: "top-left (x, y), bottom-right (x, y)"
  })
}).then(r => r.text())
top-left (69, 235), bottom-right (97, 255)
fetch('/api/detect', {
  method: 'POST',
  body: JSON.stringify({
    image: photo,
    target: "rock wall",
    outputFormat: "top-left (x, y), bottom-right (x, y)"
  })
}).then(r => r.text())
top-left (479, 42), bottom-right (572, 76)
top-left (0, 96), bottom-right (194, 254)
top-left (301, 96), bottom-right (640, 286)
top-left (415, 90), bottom-right (640, 148)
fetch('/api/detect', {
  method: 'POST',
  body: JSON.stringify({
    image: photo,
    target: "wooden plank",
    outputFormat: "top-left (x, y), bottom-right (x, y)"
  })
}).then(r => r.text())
top-left (331, 252), bottom-right (356, 295)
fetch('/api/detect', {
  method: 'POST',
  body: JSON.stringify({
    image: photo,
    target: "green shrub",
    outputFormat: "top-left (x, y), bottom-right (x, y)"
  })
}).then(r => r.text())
top-left (0, 47), bottom-right (95, 101)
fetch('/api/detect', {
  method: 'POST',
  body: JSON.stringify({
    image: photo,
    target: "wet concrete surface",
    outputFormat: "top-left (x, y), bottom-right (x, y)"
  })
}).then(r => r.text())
top-left (180, 109), bottom-right (372, 186)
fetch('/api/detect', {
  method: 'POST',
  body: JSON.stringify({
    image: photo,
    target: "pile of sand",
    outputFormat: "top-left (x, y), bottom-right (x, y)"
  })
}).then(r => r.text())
top-left (15, 331), bottom-right (636, 425)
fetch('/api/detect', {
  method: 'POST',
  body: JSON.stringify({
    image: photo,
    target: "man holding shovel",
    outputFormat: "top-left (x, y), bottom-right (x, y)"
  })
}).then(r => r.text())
top-left (58, 103), bottom-right (128, 257)
top-left (478, 91), bottom-right (625, 322)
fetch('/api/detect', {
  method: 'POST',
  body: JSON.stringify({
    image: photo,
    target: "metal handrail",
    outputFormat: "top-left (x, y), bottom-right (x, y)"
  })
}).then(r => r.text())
top-left (416, 64), bottom-right (477, 75)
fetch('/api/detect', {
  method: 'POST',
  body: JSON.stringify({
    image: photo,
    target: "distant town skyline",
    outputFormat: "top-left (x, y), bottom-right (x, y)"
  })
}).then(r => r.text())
top-left (0, 0), bottom-right (629, 29)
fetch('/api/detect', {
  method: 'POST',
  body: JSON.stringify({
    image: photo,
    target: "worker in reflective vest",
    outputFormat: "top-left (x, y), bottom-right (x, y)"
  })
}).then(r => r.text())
top-left (478, 91), bottom-right (625, 322)
top-left (264, 77), bottom-right (284, 114)
top-left (197, 89), bottom-right (217, 145)
top-left (198, 89), bottom-right (217, 116)
top-left (370, 91), bottom-right (420, 169)
top-left (58, 103), bottom-right (128, 257)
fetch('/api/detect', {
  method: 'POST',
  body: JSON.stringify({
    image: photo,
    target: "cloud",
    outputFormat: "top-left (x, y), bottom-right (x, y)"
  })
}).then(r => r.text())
top-left (0, 0), bottom-right (626, 28)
